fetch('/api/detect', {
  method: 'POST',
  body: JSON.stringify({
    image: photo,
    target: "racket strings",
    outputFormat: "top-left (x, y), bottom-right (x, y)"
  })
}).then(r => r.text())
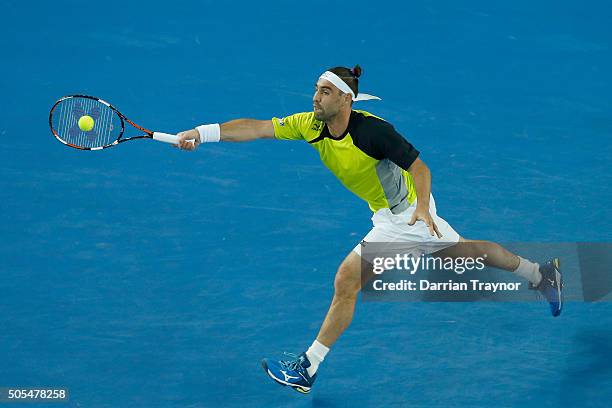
top-left (53, 97), bottom-right (121, 148)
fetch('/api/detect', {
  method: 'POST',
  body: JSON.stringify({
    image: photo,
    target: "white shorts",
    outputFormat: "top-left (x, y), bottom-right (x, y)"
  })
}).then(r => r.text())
top-left (353, 194), bottom-right (461, 259)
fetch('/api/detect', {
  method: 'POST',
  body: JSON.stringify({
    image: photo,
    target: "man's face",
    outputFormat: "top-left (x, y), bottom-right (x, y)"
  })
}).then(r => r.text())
top-left (313, 79), bottom-right (350, 121)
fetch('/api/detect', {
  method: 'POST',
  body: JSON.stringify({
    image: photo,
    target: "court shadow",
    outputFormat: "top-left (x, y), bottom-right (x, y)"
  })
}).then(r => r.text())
top-left (311, 395), bottom-right (344, 408)
top-left (560, 329), bottom-right (612, 407)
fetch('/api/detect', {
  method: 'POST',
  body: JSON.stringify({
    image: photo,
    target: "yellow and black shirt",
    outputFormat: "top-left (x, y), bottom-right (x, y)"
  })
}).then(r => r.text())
top-left (272, 110), bottom-right (420, 213)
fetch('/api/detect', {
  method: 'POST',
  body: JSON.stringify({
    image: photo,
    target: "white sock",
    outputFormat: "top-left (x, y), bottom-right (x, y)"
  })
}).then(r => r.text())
top-left (305, 340), bottom-right (329, 377)
top-left (513, 256), bottom-right (541, 285)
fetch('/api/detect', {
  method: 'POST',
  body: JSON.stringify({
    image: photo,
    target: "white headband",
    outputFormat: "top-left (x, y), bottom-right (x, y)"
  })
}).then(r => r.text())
top-left (319, 71), bottom-right (381, 102)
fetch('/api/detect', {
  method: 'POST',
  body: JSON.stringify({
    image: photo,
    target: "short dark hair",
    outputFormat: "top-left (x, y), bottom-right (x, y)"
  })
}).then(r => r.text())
top-left (327, 65), bottom-right (362, 96)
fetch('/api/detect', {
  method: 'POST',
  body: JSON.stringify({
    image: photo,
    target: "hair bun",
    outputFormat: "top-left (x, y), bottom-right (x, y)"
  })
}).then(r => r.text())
top-left (351, 65), bottom-right (362, 78)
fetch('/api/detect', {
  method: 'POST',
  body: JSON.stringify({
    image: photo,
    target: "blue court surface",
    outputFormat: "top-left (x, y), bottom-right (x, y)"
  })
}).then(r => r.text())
top-left (1, 0), bottom-right (611, 407)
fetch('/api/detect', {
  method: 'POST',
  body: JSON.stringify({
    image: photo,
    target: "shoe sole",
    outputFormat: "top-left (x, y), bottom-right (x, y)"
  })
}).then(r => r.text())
top-left (260, 361), bottom-right (311, 394)
top-left (552, 258), bottom-right (563, 317)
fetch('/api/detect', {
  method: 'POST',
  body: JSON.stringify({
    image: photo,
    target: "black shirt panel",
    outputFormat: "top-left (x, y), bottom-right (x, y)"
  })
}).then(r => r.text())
top-left (347, 111), bottom-right (420, 171)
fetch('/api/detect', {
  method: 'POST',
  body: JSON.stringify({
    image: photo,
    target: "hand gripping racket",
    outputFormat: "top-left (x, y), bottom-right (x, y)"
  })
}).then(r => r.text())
top-left (49, 95), bottom-right (192, 150)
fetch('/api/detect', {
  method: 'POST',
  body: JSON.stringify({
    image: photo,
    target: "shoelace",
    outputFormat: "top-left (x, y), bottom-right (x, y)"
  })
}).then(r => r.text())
top-left (280, 352), bottom-right (304, 371)
top-left (532, 269), bottom-right (564, 301)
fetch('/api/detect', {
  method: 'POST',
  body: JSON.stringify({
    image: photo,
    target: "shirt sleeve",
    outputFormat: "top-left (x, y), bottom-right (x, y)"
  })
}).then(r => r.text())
top-left (354, 116), bottom-right (420, 170)
top-left (380, 123), bottom-right (420, 170)
top-left (272, 112), bottom-right (312, 141)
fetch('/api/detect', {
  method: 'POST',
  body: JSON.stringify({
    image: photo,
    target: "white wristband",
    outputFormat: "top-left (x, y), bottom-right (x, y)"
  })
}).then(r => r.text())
top-left (196, 124), bottom-right (221, 143)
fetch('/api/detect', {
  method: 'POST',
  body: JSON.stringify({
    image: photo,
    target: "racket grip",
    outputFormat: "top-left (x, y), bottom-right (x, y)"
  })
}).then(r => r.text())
top-left (152, 132), bottom-right (180, 144)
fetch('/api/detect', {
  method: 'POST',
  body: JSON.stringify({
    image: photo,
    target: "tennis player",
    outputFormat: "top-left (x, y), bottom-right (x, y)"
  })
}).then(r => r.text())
top-left (176, 65), bottom-right (563, 394)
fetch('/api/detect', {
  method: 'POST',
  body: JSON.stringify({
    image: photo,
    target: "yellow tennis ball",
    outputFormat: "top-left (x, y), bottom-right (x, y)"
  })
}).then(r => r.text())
top-left (78, 115), bottom-right (95, 132)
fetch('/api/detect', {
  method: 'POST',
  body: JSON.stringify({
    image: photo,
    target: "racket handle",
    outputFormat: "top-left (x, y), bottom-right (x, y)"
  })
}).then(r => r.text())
top-left (153, 132), bottom-right (197, 147)
top-left (152, 132), bottom-right (179, 144)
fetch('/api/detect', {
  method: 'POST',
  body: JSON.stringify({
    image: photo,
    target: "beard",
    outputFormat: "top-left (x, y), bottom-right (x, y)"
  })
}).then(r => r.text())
top-left (314, 107), bottom-right (333, 121)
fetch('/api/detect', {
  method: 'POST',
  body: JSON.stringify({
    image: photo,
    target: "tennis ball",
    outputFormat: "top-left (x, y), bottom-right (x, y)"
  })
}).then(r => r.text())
top-left (78, 115), bottom-right (95, 132)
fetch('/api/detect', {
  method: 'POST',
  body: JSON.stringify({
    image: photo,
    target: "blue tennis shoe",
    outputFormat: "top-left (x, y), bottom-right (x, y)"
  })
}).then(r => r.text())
top-left (261, 352), bottom-right (316, 394)
top-left (530, 258), bottom-right (563, 317)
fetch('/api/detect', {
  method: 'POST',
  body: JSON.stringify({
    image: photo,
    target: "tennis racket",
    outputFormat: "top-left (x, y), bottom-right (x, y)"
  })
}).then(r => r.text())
top-left (49, 95), bottom-right (192, 150)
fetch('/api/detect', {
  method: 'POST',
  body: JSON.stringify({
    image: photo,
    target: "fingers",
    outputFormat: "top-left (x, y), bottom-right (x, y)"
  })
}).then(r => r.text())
top-left (427, 220), bottom-right (435, 237)
top-left (176, 131), bottom-right (189, 149)
top-left (182, 141), bottom-right (196, 151)
top-left (408, 210), bottom-right (443, 239)
top-left (408, 213), bottom-right (417, 225)
top-left (433, 220), bottom-right (442, 238)
top-left (424, 216), bottom-right (443, 238)
top-left (178, 139), bottom-right (195, 150)
top-left (177, 129), bottom-right (200, 151)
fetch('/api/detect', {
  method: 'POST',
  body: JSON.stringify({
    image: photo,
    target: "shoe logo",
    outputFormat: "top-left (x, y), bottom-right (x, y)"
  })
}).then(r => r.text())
top-left (280, 370), bottom-right (299, 382)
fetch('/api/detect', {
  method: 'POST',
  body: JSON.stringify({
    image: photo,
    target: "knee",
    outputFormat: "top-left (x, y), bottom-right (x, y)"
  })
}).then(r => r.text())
top-left (459, 238), bottom-right (488, 257)
top-left (333, 260), bottom-right (361, 300)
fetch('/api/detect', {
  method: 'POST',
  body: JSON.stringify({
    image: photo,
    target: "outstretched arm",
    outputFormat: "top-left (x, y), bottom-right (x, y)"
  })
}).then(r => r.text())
top-left (176, 119), bottom-right (275, 150)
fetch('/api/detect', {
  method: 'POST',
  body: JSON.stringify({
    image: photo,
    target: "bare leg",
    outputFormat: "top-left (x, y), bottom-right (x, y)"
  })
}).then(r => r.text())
top-left (433, 237), bottom-right (520, 271)
top-left (316, 238), bottom-right (524, 347)
top-left (315, 251), bottom-right (373, 347)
